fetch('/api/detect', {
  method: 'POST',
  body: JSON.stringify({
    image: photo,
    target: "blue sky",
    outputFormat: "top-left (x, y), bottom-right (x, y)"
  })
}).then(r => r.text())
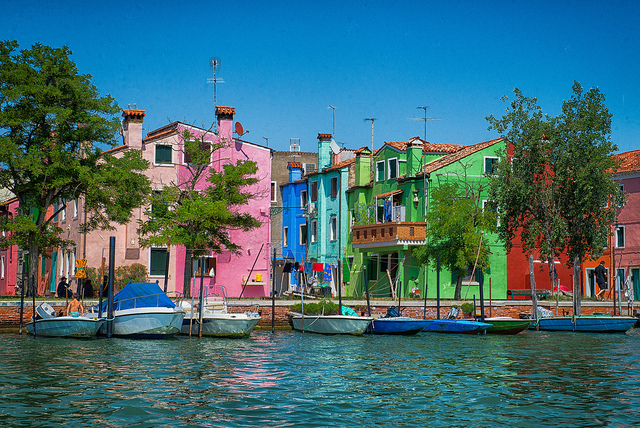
top-left (2, 0), bottom-right (639, 153)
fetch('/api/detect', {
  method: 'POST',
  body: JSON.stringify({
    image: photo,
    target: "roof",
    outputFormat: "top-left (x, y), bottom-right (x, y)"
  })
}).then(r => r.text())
top-left (143, 122), bottom-right (180, 143)
top-left (383, 137), bottom-right (464, 154)
top-left (122, 109), bottom-right (146, 119)
top-left (215, 106), bottom-right (236, 115)
top-left (613, 150), bottom-right (640, 174)
top-left (325, 157), bottom-right (356, 172)
top-left (375, 189), bottom-right (403, 199)
top-left (422, 137), bottom-right (505, 175)
top-left (288, 161), bottom-right (302, 169)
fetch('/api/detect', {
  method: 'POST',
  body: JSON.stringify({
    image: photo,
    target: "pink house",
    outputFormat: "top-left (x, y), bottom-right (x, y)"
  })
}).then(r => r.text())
top-left (60, 106), bottom-right (272, 298)
top-left (0, 197), bottom-right (19, 295)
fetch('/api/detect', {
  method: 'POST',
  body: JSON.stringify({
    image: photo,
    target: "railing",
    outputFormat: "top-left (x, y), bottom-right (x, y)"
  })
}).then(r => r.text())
top-left (351, 222), bottom-right (428, 247)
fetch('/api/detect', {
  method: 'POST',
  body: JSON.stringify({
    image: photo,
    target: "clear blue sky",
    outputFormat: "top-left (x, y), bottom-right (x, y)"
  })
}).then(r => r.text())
top-left (2, 0), bottom-right (639, 153)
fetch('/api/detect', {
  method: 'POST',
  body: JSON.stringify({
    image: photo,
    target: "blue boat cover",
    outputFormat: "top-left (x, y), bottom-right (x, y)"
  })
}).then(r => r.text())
top-left (101, 281), bottom-right (176, 312)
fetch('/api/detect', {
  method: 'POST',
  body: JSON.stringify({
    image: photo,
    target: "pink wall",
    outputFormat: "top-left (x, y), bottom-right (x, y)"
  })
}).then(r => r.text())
top-left (616, 175), bottom-right (640, 270)
top-left (0, 199), bottom-right (19, 295)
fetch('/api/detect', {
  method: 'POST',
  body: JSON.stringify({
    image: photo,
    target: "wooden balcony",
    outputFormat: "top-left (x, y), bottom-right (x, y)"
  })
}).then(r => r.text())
top-left (351, 222), bottom-right (427, 249)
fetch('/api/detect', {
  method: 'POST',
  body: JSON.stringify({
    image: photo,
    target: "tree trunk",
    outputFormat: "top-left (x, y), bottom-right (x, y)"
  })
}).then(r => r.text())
top-left (27, 242), bottom-right (39, 297)
top-left (547, 254), bottom-right (559, 315)
top-left (183, 249), bottom-right (192, 299)
top-left (454, 273), bottom-right (462, 301)
top-left (529, 254), bottom-right (538, 321)
top-left (573, 256), bottom-right (581, 316)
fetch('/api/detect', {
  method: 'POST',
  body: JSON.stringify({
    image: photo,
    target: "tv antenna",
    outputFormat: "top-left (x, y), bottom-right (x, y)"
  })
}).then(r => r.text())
top-left (409, 106), bottom-right (440, 141)
top-left (328, 105), bottom-right (336, 138)
top-left (207, 57), bottom-right (224, 131)
top-left (364, 118), bottom-right (377, 151)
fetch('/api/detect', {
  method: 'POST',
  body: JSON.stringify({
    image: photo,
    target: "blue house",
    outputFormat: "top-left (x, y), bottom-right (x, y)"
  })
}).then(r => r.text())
top-left (280, 162), bottom-right (309, 291)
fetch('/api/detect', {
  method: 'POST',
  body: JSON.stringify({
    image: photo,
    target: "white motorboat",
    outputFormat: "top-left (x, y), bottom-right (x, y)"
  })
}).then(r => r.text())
top-left (180, 285), bottom-right (260, 337)
top-left (289, 312), bottom-right (373, 335)
top-left (26, 303), bottom-right (105, 338)
top-left (88, 281), bottom-right (184, 338)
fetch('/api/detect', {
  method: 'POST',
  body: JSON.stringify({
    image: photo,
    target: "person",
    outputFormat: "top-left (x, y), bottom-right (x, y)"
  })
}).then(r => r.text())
top-left (65, 292), bottom-right (85, 317)
top-left (82, 279), bottom-right (94, 298)
top-left (101, 275), bottom-right (109, 297)
top-left (56, 276), bottom-right (72, 298)
top-left (595, 261), bottom-right (608, 300)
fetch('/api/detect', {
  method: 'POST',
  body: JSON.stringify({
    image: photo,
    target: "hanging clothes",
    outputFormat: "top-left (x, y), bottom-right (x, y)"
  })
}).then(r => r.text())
top-left (384, 199), bottom-right (392, 223)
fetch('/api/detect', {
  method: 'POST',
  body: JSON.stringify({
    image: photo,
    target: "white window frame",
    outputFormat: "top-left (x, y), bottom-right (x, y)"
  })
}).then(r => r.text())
top-left (271, 181), bottom-right (277, 203)
top-left (73, 199), bottom-right (78, 219)
top-left (283, 226), bottom-right (289, 247)
top-left (330, 216), bottom-right (337, 241)
top-left (616, 225), bottom-right (625, 248)
top-left (376, 161), bottom-right (385, 182)
top-left (299, 224), bottom-right (307, 246)
top-left (484, 156), bottom-right (500, 175)
top-left (60, 200), bottom-right (66, 222)
top-left (300, 190), bottom-right (308, 208)
top-left (388, 157), bottom-right (398, 180)
top-left (1, 255), bottom-right (5, 279)
top-left (310, 220), bottom-right (318, 243)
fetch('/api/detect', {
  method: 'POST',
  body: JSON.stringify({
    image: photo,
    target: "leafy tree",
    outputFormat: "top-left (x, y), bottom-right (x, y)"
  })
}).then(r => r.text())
top-left (486, 82), bottom-right (624, 309)
top-left (0, 40), bottom-right (150, 295)
top-left (138, 129), bottom-right (261, 298)
top-left (414, 180), bottom-right (497, 300)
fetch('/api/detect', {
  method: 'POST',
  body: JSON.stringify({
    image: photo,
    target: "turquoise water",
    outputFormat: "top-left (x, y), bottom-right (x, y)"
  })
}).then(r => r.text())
top-left (1, 329), bottom-right (640, 427)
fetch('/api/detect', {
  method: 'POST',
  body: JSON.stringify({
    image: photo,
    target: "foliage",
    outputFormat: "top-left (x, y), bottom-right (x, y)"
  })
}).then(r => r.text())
top-left (138, 129), bottom-right (261, 298)
top-left (414, 181), bottom-right (497, 300)
top-left (486, 82), bottom-right (625, 289)
top-left (0, 40), bottom-right (150, 294)
top-left (289, 298), bottom-right (339, 315)
top-left (85, 263), bottom-right (147, 293)
top-left (461, 302), bottom-right (474, 316)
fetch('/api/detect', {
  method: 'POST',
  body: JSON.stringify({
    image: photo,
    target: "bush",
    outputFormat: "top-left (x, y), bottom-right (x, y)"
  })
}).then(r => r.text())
top-left (84, 263), bottom-right (148, 294)
top-left (289, 298), bottom-right (339, 315)
top-left (461, 302), bottom-right (474, 316)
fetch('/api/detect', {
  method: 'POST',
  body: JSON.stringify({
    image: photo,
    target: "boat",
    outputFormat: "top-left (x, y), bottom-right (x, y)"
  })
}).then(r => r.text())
top-left (289, 311), bottom-right (373, 335)
top-left (87, 281), bottom-right (185, 338)
top-left (368, 316), bottom-right (433, 335)
top-left (421, 319), bottom-right (491, 334)
top-left (532, 315), bottom-right (637, 333)
top-left (26, 303), bottom-right (105, 338)
top-left (180, 285), bottom-right (260, 337)
top-left (484, 317), bottom-right (533, 335)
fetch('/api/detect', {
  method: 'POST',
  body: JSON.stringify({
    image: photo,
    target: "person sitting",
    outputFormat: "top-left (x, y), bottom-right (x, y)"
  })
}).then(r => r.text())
top-left (65, 293), bottom-right (85, 317)
top-left (56, 277), bottom-right (72, 298)
top-left (82, 279), bottom-right (94, 298)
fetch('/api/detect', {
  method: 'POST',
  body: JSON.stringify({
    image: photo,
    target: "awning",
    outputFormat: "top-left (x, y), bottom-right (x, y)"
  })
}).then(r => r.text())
top-left (375, 189), bottom-right (403, 199)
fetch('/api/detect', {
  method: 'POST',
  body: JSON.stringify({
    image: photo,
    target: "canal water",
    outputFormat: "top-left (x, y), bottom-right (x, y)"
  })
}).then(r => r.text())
top-left (2, 329), bottom-right (640, 427)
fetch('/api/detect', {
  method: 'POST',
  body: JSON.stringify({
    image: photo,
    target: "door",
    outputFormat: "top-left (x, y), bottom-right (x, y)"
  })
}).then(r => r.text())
top-left (633, 268), bottom-right (640, 300)
top-left (585, 268), bottom-right (596, 298)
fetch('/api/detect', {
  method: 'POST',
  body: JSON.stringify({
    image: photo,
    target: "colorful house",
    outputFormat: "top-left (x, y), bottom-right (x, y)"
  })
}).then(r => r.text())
top-left (0, 196), bottom-right (19, 295)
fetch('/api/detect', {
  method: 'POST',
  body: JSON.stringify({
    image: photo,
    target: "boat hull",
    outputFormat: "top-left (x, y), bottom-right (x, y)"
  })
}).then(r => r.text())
top-left (534, 316), bottom-right (636, 333)
top-left (26, 317), bottom-right (105, 338)
top-left (484, 317), bottom-right (534, 335)
top-left (181, 313), bottom-right (261, 337)
top-left (368, 317), bottom-right (432, 335)
top-left (93, 308), bottom-right (185, 338)
top-left (290, 314), bottom-right (372, 335)
top-left (421, 319), bottom-right (491, 334)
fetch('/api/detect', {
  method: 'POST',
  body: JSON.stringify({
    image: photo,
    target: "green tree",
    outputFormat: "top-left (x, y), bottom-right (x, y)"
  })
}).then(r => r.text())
top-left (414, 180), bottom-right (497, 300)
top-left (486, 82), bottom-right (624, 309)
top-left (0, 41), bottom-right (150, 294)
top-left (138, 129), bottom-right (261, 298)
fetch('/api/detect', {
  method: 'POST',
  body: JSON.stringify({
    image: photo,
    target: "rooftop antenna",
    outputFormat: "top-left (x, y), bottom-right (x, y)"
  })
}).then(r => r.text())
top-left (409, 106), bottom-right (440, 141)
top-left (207, 57), bottom-right (224, 132)
top-left (263, 137), bottom-right (269, 148)
top-left (328, 105), bottom-right (336, 138)
top-left (365, 117), bottom-right (377, 178)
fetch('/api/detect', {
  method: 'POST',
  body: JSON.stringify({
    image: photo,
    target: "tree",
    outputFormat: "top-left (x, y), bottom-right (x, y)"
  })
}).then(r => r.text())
top-left (414, 179), bottom-right (497, 300)
top-left (137, 129), bottom-right (261, 298)
top-left (486, 82), bottom-right (624, 308)
top-left (0, 40), bottom-right (150, 294)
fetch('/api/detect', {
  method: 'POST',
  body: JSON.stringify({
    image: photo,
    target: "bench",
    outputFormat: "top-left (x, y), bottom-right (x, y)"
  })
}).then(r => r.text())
top-left (507, 289), bottom-right (551, 300)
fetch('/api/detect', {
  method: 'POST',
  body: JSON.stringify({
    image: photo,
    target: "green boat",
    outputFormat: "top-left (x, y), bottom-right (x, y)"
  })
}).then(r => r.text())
top-left (484, 317), bottom-right (533, 335)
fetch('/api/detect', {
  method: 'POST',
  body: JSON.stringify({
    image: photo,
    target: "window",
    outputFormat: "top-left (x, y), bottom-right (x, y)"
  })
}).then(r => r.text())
top-left (271, 181), bottom-right (277, 203)
top-left (150, 189), bottom-right (165, 217)
top-left (60, 200), bottom-right (66, 222)
top-left (1, 255), bottom-right (4, 279)
top-left (377, 204), bottom-right (384, 223)
top-left (155, 144), bottom-right (172, 164)
top-left (150, 248), bottom-right (168, 276)
top-left (73, 199), bottom-right (78, 219)
top-left (388, 158), bottom-right (398, 179)
top-left (310, 181), bottom-right (318, 202)
top-left (376, 161), bottom-right (385, 181)
top-left (300, 224), bottom-right (307, 246)
top-left (484, 156), bottom-right (499, 175)
top-left (183, 140), bottom-right (211, 164)
top-left (616, 225), bottom-right (625, 248)
top-left (300, 190), bottom-right (308, 208)
top-left (283, 227), bottom-right (289, 247)
top-left (193, 257), bottom-right (216, 277)
top-left (310, 220), bottom-right (318, 243)
top-left (330, 177), bottom-right (338, 198)
top-left (482, 200), bottom-right (500, 227)
top-left (330, 216), bottom-right (337, 241)
top-left (350, 209), bottom-right (355, 227)
top-left (367, 254), bottom-right (378, 281)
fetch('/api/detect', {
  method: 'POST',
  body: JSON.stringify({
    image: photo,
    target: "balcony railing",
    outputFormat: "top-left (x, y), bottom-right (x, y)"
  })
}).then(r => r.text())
top-left (351, 222), bottom-right (427, 248)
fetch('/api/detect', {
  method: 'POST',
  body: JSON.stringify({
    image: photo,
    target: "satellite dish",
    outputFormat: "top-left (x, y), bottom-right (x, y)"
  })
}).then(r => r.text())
top-left (330, 138), bottom-right (340, 154)
top-left (235, 122), bottom-right (244, 136)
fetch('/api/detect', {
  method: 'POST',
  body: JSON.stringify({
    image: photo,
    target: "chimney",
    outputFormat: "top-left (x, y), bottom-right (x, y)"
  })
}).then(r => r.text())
top-left (318, 133), bottom-right (332, 171)
top-left (288, 162), bottom-right (302, 183)
top-left (354, 146), bottom-right (372, 187)
top-left (121, 109), bottom-right (146, 150)
top-left (216, 106), bottom-right (235, 143)
top-left (407, 137), bottom-right (423, 177)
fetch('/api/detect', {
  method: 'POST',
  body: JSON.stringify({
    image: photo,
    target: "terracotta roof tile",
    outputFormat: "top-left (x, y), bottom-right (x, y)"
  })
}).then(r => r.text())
top-left (375, 189), bottom-right (403, 199)
top-left (422, 137), bottom-right (505, 175)
top-left (318, 133), bottom-right (332, 140)
top-left (122, 109), bottom-right (146, 118)
top-left (325, 157), bottom-right (356, 171)
top-left (288, 161), bottom-right (302, 169)
top-left (215, 106), bottom-right (235, 115)
top-left (382, 137), bottom-right (464, 154)
top-left (613, 150), bottom-right (640, 174)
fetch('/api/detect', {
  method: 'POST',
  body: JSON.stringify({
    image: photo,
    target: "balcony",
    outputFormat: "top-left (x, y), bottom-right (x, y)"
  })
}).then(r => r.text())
top-left (351, 222), bottom-right (427, 249)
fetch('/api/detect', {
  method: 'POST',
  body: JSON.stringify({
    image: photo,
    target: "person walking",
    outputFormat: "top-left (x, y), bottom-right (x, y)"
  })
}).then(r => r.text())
top-left (595, 261), bottom-right (608, 301)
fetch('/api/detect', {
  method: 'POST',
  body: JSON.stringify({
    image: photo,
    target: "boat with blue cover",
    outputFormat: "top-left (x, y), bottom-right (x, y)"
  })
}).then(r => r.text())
top-left (367, 307), bottom-right (432, 335)
top-left (421, 319), bottom-right (491, 334)
top-left (532, 315), bottom-right (636, 333)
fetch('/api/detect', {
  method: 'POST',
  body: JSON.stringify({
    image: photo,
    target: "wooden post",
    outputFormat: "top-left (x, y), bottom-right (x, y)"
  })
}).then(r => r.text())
top-left (272, 248), bottom-right (276, 334)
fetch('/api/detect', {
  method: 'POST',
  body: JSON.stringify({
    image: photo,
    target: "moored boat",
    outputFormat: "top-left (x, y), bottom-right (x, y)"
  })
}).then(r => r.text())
top-left (180, 285), bottom-right (260, 337)
top-left (368, 317), bottom-right (433, 335)
top-left (289, 312), bottom-right (373, 335)
top-left (421, 319), bottom-right (491, 334)
top-left (27, 303), bottom-right (105, 338)
top-left (532, 315), bottom-right (636, 333)
top-left (484, 317), bottom-right (534, 335)
top-left (87, 281), bottom-right (185, 338)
